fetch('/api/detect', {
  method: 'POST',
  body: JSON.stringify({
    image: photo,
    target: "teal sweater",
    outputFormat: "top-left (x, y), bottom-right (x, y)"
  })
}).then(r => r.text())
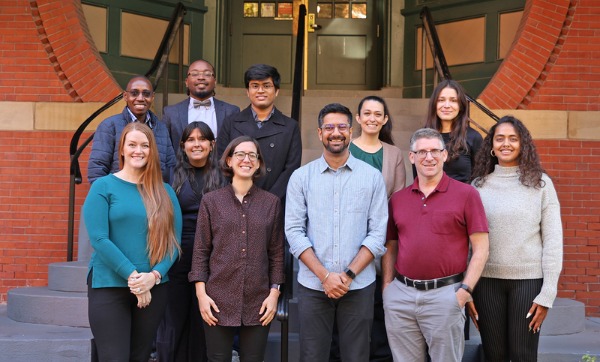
top-left (84, 174), bottom-right (182, 288)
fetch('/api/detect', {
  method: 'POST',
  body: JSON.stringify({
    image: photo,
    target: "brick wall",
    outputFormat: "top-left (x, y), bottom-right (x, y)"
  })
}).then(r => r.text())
top-left (0, 0), bottom-right (120, 103)
top-left (527, 0), bottom-right (600, 111)
top-left (0, 130), bottom-right (91, 301)
top-left (538, 139), bottom-right (600, 317)
top-left (480, 0), bottom-right (600, 112)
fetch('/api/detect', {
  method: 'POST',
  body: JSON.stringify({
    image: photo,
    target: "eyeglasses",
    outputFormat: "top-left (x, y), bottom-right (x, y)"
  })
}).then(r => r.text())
top-left (320, 124), bottom-right (350, 133)
top-left (249, 83), bottom-right (274, 91)
top-left (411, 149), bottom-right (444, 159)
top-left (233, 151), bottom-right (259, 161)
top-left (188, 71), bottom-right (215, 78)
top-left (126, 90), bottom-right (154, 98)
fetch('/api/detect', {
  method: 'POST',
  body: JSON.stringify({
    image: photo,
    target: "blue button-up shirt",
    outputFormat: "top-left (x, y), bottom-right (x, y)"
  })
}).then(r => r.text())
top-left (285, 153), bottom-right (388, 291)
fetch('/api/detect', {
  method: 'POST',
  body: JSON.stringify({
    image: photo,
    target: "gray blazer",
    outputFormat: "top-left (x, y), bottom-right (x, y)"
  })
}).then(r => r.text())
top-left (162, 97), bottom-right (240, 154)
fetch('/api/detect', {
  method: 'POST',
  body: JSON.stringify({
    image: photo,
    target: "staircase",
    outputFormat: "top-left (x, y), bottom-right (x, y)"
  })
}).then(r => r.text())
top-left (1, 89), bottom-right (597, 362)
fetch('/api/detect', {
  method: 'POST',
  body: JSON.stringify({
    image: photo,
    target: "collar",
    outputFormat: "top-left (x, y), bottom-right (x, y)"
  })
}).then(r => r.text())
top-left (318, 152), bottom-right (357, 173)
top-left (225, 183), bottom-right (259, 198)
top-left (411, 172), bottom-right (450, 194)
top-left (188, 96), bottom-right (215, 110)
top-left (125, 106), bottom-right (153, 129)
top-left (251, 106), bottom-right (275, 123)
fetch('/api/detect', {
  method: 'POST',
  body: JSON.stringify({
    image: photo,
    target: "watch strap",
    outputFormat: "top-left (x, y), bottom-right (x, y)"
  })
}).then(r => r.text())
top-left (344, 267), bottom-right (356, 279)
top-left (459, 284), bottom-right (473, 295)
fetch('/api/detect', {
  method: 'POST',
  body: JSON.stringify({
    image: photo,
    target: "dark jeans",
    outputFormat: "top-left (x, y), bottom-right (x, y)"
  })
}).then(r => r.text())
top-left (203, 323), bottom-right (270, 362)
top-left (156, 240), bottom-right (207, 362)
top-left (299, 282), bottom-right (375, 362)
top-left (88, 270), bottom-right (168, 362)
top-left (330, 276), bottom-right (392, 362)
top-left (473, 278), bottom-right (543, 362)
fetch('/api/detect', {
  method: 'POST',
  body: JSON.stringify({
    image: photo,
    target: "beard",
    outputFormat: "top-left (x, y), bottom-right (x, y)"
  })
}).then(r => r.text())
top-left (190, 84), bottom-right (213, 100)
top-left (324, 136), bottom-right (348, 154)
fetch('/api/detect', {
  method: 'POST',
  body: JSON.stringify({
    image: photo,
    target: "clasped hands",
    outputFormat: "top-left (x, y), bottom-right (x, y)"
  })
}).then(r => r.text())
top-left (323, 272), bottom-right (352, 299)
top-left (128, 271), bottom-right (157, 308)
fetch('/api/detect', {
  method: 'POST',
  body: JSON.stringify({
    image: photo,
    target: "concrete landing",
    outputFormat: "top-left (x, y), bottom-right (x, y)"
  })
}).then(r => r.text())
top-left (48, 261), bottom-right (88, 293)
top-left (0, 305), bottom-right (92, 362)
top-left (7, 287), bottom-right (88, 327)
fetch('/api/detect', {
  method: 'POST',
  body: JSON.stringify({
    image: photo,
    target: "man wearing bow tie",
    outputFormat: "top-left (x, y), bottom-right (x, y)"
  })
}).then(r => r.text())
top-left (216, 63), bottom-right (302, 204)
top-left (162, 59), bottom-right (240, 155)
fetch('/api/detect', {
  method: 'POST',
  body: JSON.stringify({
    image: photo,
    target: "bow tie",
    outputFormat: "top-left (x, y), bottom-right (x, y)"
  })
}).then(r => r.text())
top-left (193, 99), bottom-right (211, 109)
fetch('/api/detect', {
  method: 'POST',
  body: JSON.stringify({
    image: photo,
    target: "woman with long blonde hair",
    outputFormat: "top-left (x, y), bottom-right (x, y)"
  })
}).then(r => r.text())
top-left (84, 122), bottom-right (182, 362)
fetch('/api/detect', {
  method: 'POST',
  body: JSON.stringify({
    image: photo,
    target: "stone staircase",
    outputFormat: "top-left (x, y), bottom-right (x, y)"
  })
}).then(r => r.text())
top-left (1, 89), bottom-right (598, 361)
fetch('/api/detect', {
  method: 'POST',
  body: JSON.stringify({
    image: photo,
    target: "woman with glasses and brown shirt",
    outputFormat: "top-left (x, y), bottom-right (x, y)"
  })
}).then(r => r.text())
top-left (189, 135), bottom-right (284, 362)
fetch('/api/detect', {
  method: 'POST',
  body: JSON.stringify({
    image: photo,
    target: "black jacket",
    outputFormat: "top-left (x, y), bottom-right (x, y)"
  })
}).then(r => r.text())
top-left (216, 105), bottom-right (302, 202)
top-left (87, 107), bottom-right (176, 183)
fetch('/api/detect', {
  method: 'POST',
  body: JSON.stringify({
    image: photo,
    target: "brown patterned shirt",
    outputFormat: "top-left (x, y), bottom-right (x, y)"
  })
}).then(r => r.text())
top-left (189, 184), bottom-right (285, 326)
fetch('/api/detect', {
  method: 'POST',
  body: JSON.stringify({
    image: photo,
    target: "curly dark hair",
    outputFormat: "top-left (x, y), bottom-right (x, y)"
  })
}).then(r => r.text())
top-left (471, 115), bottom-right (546, 189)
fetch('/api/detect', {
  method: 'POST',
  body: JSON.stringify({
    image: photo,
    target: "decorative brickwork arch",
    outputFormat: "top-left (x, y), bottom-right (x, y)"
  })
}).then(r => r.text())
top-left (479, 0), bottom-right (576, 110)
top-left (31, 0), bottom-right (121, 102)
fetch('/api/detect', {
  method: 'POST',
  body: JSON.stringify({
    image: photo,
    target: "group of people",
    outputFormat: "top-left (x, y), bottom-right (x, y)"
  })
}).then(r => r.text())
top-left (82, 59), bottom-right (563, 362)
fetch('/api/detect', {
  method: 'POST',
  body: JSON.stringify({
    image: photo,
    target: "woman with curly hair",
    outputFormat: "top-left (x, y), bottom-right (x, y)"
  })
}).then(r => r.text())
top-left (421, 80), bottom-right (483, 183)
top-left (470, 116), bottom-right (563, 361)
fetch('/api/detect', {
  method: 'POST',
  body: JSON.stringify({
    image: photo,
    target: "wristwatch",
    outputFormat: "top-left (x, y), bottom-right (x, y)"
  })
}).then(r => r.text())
top-left (459, 284), bottom-right (473, 295)
top-left (270, 284), bottom-right (280, 291)
top-left (344, 268), bottom-right (356, 279)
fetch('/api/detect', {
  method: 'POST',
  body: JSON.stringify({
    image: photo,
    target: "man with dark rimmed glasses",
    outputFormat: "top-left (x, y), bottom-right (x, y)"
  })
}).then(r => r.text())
top-left (88, 75), bottom-right (176, 183)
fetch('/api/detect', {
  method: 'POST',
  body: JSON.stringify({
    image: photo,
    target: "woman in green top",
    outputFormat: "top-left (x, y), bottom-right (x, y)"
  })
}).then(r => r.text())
top-left (332, 96), bottom-right (405, 362)
top-left (84, 122), bottom-right (182, 362)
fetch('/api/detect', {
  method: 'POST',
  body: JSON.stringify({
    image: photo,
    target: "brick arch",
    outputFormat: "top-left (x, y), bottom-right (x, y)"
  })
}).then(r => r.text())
top-left (32, 0), bottom-right (121, 103)
top-left (478, 0), bottom-right (576, 110)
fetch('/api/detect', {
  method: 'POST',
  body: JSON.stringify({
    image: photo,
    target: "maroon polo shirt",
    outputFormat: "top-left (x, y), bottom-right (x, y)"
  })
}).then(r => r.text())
top-left (387, 173), bottom-right (488, 280)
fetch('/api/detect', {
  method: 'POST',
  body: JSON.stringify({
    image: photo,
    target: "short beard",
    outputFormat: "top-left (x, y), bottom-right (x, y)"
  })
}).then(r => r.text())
top-left (190, 88), bottom-right (213, 100)
top-left (324, 137), bottom-right (348, 154)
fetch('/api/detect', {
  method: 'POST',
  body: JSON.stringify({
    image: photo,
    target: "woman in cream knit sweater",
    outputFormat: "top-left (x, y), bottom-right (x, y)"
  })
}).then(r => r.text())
top-left (470, 116), bottom-right (563, 362)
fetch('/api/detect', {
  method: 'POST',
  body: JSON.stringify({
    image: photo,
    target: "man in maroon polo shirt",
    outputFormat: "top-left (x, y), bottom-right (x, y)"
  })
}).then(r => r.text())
top-left (381, 128), bottom-right (489, 362)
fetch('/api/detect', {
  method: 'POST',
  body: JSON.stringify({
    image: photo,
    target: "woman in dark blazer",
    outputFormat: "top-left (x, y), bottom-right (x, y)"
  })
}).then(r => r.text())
top-left (156, 122), bottom-right (227, 362)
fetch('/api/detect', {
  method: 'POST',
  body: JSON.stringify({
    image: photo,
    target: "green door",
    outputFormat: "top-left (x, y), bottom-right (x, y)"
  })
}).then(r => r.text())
top-left (228, 0), bottom-right (296, 89)
top-left (307, 0), bottom-right (379, 90)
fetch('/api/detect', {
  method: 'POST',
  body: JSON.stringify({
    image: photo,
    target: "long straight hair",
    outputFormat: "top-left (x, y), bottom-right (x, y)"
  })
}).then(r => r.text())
top-left (118, 122), bottom-right (181, 267)
top-left (357, 95), bottom-right (395, 146)
top-left (171, 122), bottom-right (226, 196)
top-left (424, 80), bottom-right (470, 161)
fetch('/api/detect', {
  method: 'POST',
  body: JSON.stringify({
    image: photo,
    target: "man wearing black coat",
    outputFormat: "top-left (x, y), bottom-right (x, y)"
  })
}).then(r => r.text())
top-left (162, 59), bottom-right (240, 155)
top-left (216, 64), bottom-right (302, 203)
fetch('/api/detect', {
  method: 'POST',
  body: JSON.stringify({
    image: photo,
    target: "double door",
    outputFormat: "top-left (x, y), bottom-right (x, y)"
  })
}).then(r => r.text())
top-left (228, 0), bottom-right (380, 89)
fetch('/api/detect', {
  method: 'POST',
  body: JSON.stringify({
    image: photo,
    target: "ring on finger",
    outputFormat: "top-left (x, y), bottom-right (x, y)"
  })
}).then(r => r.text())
top-left (136, 288), bottom-right (141, 293)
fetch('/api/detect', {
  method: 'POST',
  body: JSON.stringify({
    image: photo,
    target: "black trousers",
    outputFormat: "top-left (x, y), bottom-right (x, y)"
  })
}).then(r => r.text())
top-left (203, 322), bottom-right (271, 362)
top-left (300, 282), bottom-right (375, 362)
top-left (156, 236), bottom-right (207, 362)
top-left (88, 270), bottom-right (169, 362)
top-left (472, 277), bottom-right (543, 362)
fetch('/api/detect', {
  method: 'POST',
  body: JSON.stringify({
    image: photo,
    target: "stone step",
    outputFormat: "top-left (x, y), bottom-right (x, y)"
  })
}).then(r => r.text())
top-left (7, 287), bottom-right (89, 328)
top-left (0, 305), bottom-right (93, 362)
top-left (48, 261), bottom-right (88, 293)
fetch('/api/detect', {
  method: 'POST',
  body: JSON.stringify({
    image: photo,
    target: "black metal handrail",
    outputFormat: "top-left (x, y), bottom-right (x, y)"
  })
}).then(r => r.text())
top-left (276, 5), bottom-right (306, 362)
top-left (420, 6), bottom-right (499, 134)
top-left (66, 3), bottom-right (187, 262)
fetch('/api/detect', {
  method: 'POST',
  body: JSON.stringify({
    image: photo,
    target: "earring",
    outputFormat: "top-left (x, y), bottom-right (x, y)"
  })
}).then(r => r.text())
top-left (491, 150), bottom-right (496, 157)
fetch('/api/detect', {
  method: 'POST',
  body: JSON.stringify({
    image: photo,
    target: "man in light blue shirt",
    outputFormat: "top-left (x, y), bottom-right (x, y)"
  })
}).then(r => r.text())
top-left (285, 103), bottom-right (388, 362)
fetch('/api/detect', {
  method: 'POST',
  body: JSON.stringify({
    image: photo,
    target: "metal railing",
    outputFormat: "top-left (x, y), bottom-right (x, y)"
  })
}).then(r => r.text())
top-left (276, 5), bottom-right (307, 362)
top-left (67, 3), bottom-right (187, 262)
top-left (420, 6), bottom-right (499, 134)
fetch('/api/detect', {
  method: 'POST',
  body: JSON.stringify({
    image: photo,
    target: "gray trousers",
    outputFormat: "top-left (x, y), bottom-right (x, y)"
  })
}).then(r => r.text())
top-left (383, 279), bottom-right (465, 362)
top-left (298, 282), bottom-right (375, 362)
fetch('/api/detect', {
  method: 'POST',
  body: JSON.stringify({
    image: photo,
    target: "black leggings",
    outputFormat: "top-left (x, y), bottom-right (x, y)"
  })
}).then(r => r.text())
top-left (88, 271), bottom-right (169, 362)
top-left (472, 278), bottom-right (543, 362)
top-left (203, 322), bottom-right (271, 362)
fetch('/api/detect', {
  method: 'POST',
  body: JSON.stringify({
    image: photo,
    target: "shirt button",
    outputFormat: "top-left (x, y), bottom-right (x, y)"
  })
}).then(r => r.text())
top-left (335, 244), bottom-right (338, 247)
top-left (267, 168), bottom-right (271, 172)
top-left (334, 262), bottom-right (338, 265)
top-left (242, 249), bottom-right (246, 252)
top-left (335, 209), bottom-right (338, 212)
top-left (424, 204), bottom-right (427, 207)
top-left (243, 214), bottom-right (246, 217)
top-left (244, 201), bottom-right (247, 203)
top-left (270, 143), bottom-right (275, 148)
top-left (242, 231), bottom-right (246, 234)
top-left (422, 197), bottom-right (424, 200)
